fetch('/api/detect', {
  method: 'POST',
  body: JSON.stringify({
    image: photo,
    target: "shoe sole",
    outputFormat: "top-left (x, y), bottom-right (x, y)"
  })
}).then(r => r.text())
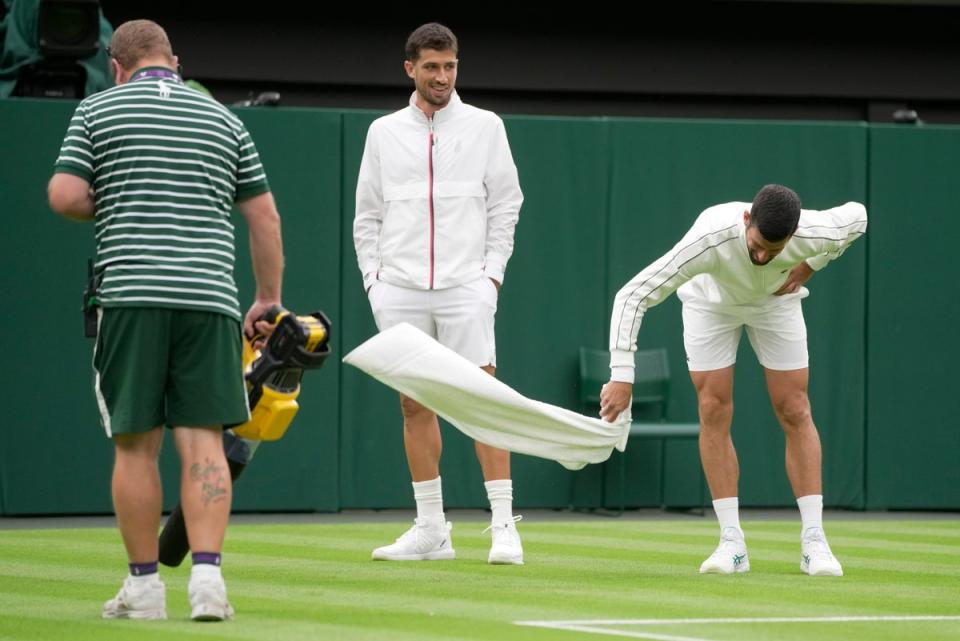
top-left (699, 561), bottom-right (750, 574)
top-left (801, 564), bottom-right (843, 577)
top-left (191, 605), bottom-right (235, 621)
top-left (372, 548), bottom-right (456, 561)
top-left (488, 556), bottom-right (524, 565)
top-left (102, 609), bottom-right (167, 620)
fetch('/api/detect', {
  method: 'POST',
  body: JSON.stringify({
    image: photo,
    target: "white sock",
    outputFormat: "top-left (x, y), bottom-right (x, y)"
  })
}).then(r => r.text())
top-left (191, 563), bottom-right (222, 580)
top-left (712, 497), bottom-right (742, 536)
top-left (413, 476), bottom-right (444, 521)
top-left (797, 494), bottom-right (824, 535)
top-left (484, 479), bottom-right (514, 524)
top-left (128, 572), bottom-right (161, 585)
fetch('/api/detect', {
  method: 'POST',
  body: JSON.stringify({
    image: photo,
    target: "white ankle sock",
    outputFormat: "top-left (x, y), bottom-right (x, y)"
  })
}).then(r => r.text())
top-left (797, 494), bottom-right (824, 534)
top-left (128, 572), bottom-right (161, 585)
top-left (413, 476), bottom-right (444, 520)
top-left (484, 479), bottom-right (514, 524)
top-left (712, 497), bottom-right (742, 536)
top-left (191, 563), bottom-right (222, 580)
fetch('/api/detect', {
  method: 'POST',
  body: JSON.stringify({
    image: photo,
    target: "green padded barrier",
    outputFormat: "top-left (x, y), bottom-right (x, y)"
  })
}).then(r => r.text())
top-left (0, 100), bottom-right (342, 514)
top-left (0, 99), bottom-right (112, 514)
top-left (337, 112), bottom-right (611, 509)
top-left (10, 100), bottom-right (959, 514)
top-left (866, 125), bottom-right (960, 509)
top-left (224, 107), bottom-right (343, 512)
top-left (492, 115), bottom-right (611, 508)
top-left (337, 110), bottom-right (413, 509)
top-left (605, 118), bottom-right (868, 508)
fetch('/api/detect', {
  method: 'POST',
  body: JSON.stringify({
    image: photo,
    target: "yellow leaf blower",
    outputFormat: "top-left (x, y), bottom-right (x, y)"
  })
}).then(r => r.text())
top-left (158, 307), bottom-right (331, 567)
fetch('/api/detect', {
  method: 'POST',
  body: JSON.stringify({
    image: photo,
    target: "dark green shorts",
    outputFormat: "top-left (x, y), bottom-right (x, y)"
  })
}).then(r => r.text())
top-left (93, 307), bottom-right (249, 436)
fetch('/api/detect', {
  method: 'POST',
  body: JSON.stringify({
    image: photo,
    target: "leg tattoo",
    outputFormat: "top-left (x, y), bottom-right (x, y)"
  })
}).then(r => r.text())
top-left (189, 458), bottom-right (228, 506)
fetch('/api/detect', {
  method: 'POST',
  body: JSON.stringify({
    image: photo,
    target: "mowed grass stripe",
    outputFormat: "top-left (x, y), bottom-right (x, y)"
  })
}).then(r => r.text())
top-left (555, 620), bottom-right (960, 641)
top-left (7, 550), bottom-right (955, 621)
top-left (0, 585), bottom-right (557, 641)
top-left (0, 520), bottom-right (957, 641)
top-left (226, 522), bottom-right (712, 549)
top-left (3, 522), bottom-right (956, 579)
top-left (226, 524), bottom-right (956, 565)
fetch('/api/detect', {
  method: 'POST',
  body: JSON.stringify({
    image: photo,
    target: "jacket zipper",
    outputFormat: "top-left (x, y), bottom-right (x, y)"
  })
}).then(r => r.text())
top-left (428, 116), bottom-right (435, 289)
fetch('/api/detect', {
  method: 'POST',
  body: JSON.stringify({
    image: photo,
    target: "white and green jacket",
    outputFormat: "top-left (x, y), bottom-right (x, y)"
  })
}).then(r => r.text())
top-left (609, 200), bottom-right (868, 382)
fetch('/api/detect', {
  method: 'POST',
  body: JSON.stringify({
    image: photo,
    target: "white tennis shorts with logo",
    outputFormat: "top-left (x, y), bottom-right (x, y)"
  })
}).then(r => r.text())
top-left (367, 276), bottom-right (498, 368)
top-left (681, 294), bottom-right (809, 372)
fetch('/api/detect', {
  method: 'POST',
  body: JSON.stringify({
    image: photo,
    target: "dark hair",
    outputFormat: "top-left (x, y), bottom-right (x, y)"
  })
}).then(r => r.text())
top-left (749, 184), bottom-right (801, 242)
top-left (405, 22), bottom-right (458, 62)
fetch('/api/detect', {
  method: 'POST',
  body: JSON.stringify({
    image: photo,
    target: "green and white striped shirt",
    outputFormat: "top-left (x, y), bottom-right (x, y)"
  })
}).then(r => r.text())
top-left (53, 66), bottom-right (270, 320)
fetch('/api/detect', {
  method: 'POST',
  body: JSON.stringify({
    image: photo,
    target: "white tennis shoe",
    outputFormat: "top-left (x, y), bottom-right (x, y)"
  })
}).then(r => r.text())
top-left (102, 575), bottom-right (167, 620)
top-left (485, 515), bottom-right (524, 565)
top-left (699, 527), bottom-right (750, 574)
top-left (372, 517), bottom-right (455, 561)
top-left (801, 527), bottom-right (843, 576)
top-left (188, 567), bottom-right (235, 621)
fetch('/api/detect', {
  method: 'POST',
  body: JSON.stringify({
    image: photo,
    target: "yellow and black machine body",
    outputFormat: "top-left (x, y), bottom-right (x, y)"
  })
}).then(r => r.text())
top-left (233, 308), bottom-right (331, 441)
top-left (159, 307), bottom-right (331, 567)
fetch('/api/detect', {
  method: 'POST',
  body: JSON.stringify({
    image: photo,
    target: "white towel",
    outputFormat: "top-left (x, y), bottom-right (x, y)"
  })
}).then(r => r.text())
top-left (343, 323), bottom-right (631, 470)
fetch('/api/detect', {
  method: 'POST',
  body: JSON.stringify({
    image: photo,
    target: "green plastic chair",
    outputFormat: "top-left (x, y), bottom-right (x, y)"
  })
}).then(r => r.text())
top-left (578, 346), bottom-right (704, 514)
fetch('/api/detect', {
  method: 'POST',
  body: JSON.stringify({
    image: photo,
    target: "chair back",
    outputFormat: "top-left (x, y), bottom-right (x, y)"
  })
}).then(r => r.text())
top-left (578, 346), bottom-right (670, 421)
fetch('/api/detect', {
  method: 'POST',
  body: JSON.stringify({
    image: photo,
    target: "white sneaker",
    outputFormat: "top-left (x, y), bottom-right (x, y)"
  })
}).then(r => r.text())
top-left (699, 527), bottom-right (750, 574)
top-left (102, 575), bottom-right (167, 619)
top-left (372, 517), bottom-right (455, 561)
top-left (801, 527), bottom-right (843, 576)
top-left (485, 515), bottom-right (524, 565)
top-left (189, 568), bottom-right (235, 621)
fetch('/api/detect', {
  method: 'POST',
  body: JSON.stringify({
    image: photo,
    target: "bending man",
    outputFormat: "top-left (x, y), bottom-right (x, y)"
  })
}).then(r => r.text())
top-left (601, 184), bottom-right (866, 576)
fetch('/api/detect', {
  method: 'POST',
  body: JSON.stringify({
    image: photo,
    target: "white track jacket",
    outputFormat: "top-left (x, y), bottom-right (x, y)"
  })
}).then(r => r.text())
top-left (609, 201), bottom-right (868, 382)
top-left (354, 92), bottom-right (523, 292)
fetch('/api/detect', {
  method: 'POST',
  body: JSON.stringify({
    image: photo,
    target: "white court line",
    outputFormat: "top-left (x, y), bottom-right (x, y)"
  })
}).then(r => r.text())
top-left (514, 615), bottom-right (960, 641)
top-left (518, 616), bottom-right (960, 625)
top-left (516, 624), bottom-right (712, 641)
top-left (514, 621), bottom-right (710, 641)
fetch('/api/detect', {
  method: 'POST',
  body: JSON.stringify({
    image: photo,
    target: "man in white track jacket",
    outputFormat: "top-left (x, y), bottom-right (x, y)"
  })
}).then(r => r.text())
top-left (600, 184), bottom-right (867, 577)
top-left (354, 23), bottom-right (525, 565)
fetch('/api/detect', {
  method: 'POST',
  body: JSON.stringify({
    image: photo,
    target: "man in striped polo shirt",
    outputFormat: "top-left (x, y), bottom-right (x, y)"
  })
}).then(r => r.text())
top-left (48, 19), bottom-right (284, 622)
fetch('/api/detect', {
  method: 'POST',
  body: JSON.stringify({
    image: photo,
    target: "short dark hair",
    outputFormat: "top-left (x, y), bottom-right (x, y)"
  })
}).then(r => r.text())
top-left (405, 22), bottom-right (458, 62)
top-left (109, 19), bottom-right (174, 70)
top-left (749, 184), bottom-right (801, 242)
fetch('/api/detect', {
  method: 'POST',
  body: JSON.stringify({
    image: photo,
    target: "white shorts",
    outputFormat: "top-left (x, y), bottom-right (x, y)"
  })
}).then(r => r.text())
top-left (681, 296), bottom-right (808, 372)
top-left (368, 277), bottom-right (498, 367)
